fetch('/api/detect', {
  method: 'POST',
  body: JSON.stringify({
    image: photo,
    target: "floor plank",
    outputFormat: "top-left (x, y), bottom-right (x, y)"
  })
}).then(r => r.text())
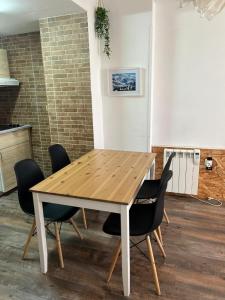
top-left (0, 192), bottom-right (225, 300)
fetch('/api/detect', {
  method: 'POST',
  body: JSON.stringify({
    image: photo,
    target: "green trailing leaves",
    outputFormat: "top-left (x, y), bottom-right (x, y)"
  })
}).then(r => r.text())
top-left (95, 6), bottom-right (111, 58)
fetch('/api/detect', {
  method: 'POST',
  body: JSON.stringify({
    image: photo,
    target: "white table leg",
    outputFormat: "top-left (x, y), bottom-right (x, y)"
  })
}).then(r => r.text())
top-left (150, 159), bottom-right (156, 179)
top-left (121, 205), bottom-right (130, 296)
top-left (33, 193), bottom-right (48, 273)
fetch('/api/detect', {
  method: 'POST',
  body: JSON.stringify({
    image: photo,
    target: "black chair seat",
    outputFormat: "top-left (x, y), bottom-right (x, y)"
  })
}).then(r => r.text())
top-left (103, 204), bottom-right (156, 237)
top-left (44, 204), bottom-right (79, 222)
top-left (136, 179), bottom-right (160, 200)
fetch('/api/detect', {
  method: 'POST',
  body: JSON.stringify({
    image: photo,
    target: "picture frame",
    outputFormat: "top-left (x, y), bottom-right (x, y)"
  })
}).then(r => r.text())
top-left (108, 68), bottom-right (144, 97)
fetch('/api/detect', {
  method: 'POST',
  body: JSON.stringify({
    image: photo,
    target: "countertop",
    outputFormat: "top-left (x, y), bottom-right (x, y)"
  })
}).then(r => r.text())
top-left (0, 125), bottom-right (32, 135)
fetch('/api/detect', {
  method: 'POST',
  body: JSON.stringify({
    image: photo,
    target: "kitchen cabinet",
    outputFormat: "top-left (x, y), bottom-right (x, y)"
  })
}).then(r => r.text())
top-left (0, 127), bottom-right (32, 193)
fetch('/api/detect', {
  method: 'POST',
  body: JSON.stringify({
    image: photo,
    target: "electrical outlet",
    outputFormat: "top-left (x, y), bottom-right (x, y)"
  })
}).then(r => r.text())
top-left (205, 157), bottom-right (213, 170)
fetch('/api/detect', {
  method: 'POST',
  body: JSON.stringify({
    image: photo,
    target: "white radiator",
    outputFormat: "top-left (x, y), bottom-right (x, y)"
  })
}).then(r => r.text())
top-left (164, 148), bottom-right (200, 195)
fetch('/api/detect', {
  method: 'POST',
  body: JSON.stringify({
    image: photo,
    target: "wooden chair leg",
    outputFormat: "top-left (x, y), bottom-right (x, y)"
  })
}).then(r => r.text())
top-left (157, 226), bottom-right (163, 245)
top-left (22, 219), bottom-right (36, 260)
top-left (146, 235), bottom-right (161, 296)
top-left (164, 209), bottom-right (170, 224)
top-left (107, 239), bottom-right (121, 283)
top-left (82, 208), bottom-right (88, 229)
top-left (54, 222), bottom-right (64, 269)
top-left (70, 218), bottom-right (83, 240)
top-left (153, 231), bottom-right (166, 258)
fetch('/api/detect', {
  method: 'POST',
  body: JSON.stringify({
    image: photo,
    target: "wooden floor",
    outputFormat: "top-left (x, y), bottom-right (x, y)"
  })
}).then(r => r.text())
top-left (0, 192), bottom-right (225, 300)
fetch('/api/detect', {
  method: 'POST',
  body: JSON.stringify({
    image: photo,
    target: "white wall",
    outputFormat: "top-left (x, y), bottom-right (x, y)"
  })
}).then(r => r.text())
top-left (72, 0), bottom-right (104, 148)
top-left (152, 0), bottom-right (225, 149)
top-left (101, 0), bottom-right (152, 152)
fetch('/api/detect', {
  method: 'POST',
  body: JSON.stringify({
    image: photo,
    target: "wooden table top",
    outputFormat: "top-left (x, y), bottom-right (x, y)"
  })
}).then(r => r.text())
top-left (31, 149), bottom-right (156, 205)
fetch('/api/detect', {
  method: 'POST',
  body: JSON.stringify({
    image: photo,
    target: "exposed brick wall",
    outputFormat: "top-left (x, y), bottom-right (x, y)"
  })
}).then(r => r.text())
top-left (39, 13), bottom-right (94, 161)
top-left (0, 13), bottom-right (94, 177)
top-left (0, 33), bottom-right (51, 175)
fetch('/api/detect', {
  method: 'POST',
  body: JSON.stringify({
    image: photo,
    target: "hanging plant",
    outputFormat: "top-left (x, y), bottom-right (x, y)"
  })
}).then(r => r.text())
top-left (95, 1), bottom-right (111, 58)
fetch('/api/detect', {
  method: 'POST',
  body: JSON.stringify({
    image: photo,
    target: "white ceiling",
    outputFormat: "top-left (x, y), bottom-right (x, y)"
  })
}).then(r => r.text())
top-left (0, 0), bottom-right (84, 36)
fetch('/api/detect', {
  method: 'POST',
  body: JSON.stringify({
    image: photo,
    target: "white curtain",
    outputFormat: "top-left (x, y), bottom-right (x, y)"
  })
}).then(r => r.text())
top-left (193, 0), bottom-right (225, 19)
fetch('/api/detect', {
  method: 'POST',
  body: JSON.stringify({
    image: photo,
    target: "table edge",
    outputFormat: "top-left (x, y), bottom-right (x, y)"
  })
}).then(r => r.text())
top-left (30, 189), bottom-right (134, 206)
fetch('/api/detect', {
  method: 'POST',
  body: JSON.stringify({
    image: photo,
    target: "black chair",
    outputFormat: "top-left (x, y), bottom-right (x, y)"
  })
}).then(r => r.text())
top-left (103, 170), bottom-right (173, 296)
top-left (48, 144), bottom-right (88, 229)
top-left (48, 144), bottom-right (70, 173)
top-left (136, 152), bottom-right (175, 225)
top-left (14, 159), bottom-right (83, 268)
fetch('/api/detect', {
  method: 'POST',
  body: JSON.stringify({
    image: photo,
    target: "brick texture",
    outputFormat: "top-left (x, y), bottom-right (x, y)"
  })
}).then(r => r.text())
top-left (39, 13), bottom-right (94, 161)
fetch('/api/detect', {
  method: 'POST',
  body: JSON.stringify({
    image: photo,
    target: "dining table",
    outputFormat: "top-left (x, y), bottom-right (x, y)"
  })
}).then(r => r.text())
top-left (31, 149), bottom-right (156, 296)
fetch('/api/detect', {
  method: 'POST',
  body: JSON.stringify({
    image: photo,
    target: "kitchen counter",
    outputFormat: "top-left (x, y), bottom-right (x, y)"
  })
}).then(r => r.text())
top-left (0, 126), bottom-right (32, 193)
top-left (0, 124), bottom-right (32, 135)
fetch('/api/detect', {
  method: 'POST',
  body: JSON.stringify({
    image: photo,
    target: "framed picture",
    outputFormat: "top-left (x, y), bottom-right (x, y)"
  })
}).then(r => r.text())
top-left (108, 68), bottom-right (144, 97)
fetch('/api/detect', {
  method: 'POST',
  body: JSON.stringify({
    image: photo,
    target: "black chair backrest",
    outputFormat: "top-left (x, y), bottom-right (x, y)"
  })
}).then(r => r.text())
top-left (14, 159), bottom-right (45, 215)
top-left (161, 152), bottom-right (175, 182)
top-left (152, 170), bottom-right (173, 230)
top-left (49, 144), bottom-right (71, 173)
